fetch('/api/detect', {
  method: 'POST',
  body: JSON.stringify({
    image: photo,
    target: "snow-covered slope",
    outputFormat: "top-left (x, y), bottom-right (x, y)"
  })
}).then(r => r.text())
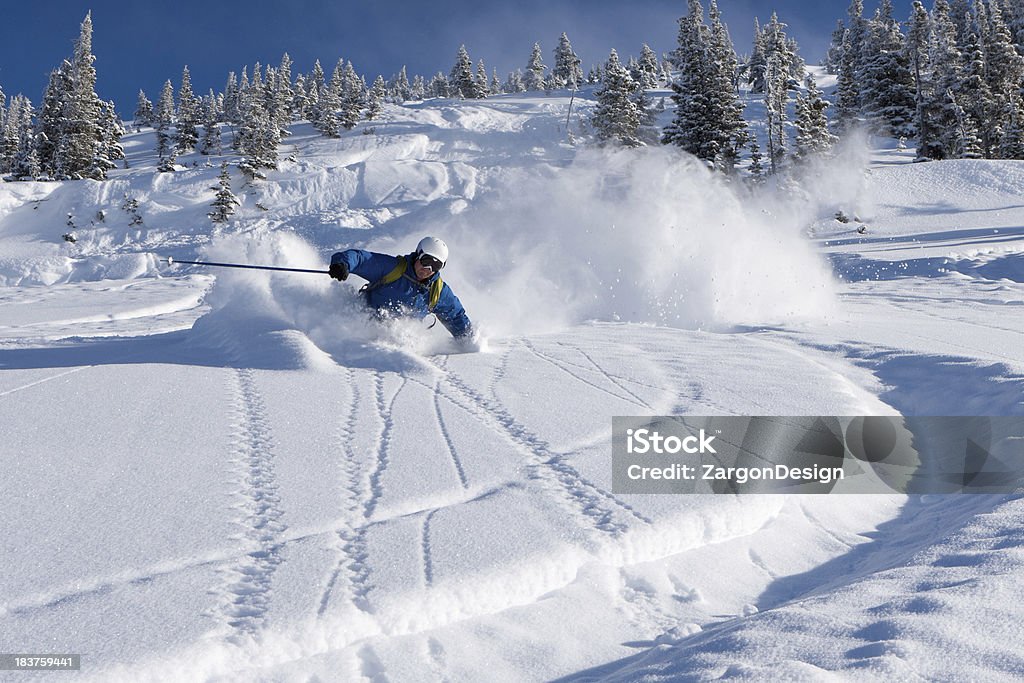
top-left (1, 91), bottom-right (1022, 682)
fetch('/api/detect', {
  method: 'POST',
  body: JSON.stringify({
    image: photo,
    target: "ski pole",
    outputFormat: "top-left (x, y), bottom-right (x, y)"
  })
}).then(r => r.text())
top-left (160, 256), bottom-right (328, 275)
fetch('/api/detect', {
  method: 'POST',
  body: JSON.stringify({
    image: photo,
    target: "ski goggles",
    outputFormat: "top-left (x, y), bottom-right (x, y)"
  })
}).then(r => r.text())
top-left (417, 253), bottom-right (444, 272)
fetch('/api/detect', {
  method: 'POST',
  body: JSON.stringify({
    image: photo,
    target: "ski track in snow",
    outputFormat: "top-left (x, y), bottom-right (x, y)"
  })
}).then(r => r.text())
top-left (318, 366), bottom-right (375, 617)
top-left (427, 353), bottom-right (653, 538)
top-left (217, 368), bottom-right (287, 640)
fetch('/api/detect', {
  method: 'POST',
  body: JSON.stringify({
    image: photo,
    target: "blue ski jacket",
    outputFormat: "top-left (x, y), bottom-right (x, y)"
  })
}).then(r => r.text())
top-left (331, 248), bottom-right (473, 338)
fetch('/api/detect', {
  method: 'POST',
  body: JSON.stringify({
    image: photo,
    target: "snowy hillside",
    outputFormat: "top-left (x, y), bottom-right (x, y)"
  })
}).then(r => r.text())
top-left (2, 90), bottom-right (1023, 682)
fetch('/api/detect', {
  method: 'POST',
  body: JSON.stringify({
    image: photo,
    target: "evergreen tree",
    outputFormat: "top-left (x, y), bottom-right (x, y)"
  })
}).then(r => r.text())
top-left (835, 30), bottom-right (861, 130)
top-left (306, 60), bottom-right (325, 120)
top-left (98, 100), bottom-right (125, 165)
top-left (747, 138), bottom-right (765, 183)
top-left (0, 92), bottom-right (17, 173)
top-left (316, 60), bottom-right (343, 136)
top-left (860, 0), bottom-right (916, 137)
top-left (636, 44), bottom-right (661, 89)
top-left (476, 59), bottom-right (490, 97)
top-left (793, 77), bottom-right (838, 161)
top-left (525, 43), bottom-right (547, 91)
top-left (826, 20), bottom-right (847, 74)
top-left (12, 96), bottom-right (41, 179)
top-left (200, 98), bottom-right (222, 155)
top-left (505, 69), bottom-right (526, 93)
top-left (36, 67), bottom-right (70, 176)
top-left (430, 72), bottom-right (450, 98)
top-left (222, 72), bottom-right (241, 124)
top-left (338, 61), bottom-right (364, 129)
top-left (392, 66), bottom-right (411, 102)
top-left (134, 90), bottom-right (154, 129)
top-left (55, 12), bottom-right (113, 179)
top-left (366, 75), bottom-right (386, 120)
top-left (176, 66), bottom-right (200, 152)
top-left (449, 45), bottom-right (479, 98)
top-left (155, 80), bottom-right (177, 171)
top-left (662, 0), bottom-right (749, 170)
top-left (491, 68), bottom-right (503, 95)
top-left (552, 32), bottom-right (584, 89)
top-left (906, 1), bottom-right (941, 160)
top-left (763, 53), bottom-right (789, 173)
top-left (410, 75), bottom-right (426, 100)
top-left (208, 162), bottom-right (240, 223)
top-left (926, 0), bottom-right (967, 158)
top-left (591, 49), bottom-right (642, 147)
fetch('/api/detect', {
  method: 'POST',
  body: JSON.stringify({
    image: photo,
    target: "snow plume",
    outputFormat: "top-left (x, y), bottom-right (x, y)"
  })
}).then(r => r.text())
top-left (436, 146), bottom-right (839, 336)
top-left (189, 231), bottom-right (458, 368)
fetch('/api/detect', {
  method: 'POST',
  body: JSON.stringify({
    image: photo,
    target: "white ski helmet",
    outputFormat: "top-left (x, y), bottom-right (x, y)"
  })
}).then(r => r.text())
top-left (416, 236), bottom-right (449, 266)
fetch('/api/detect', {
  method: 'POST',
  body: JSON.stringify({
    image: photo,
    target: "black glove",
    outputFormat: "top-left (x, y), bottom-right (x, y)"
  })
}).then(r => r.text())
top-left (329, 262), bottom-right (349, 281)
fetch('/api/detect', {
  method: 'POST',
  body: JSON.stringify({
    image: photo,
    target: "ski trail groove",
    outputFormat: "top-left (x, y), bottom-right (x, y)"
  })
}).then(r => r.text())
top-left (422, 508), bottom-right (439, 587)
top-left (219, 368), bottom-right (287, 640)
top-left (364, 372), bottom-right (406, 520)
top-left (523, 339), bottom-right (652, 410)
top-left (433, 375), bottom-right (470, 490)
top-left (558, 341), bottom-right (659, 410)
top-left (318, 367), bottom-right (374, 616)
top-left (430, 357), bottom-right (652, 536)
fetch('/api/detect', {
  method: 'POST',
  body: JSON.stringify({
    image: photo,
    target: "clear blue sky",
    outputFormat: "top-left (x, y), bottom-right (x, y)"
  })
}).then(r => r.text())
top-left (0, 1), bottom-right (912, 116)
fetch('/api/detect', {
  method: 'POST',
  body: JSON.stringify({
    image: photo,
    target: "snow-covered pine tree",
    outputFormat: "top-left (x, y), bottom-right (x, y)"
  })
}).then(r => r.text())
top-left (410, 75), bottom-right (426, 100)
top-left (306, 60), bottom-right (325, 121)
top-left (155, 80), bottom-right (177, 172)
top-left (662, 0), bottom-right (713, 155)
top-left (237, 76), bottom-right (277, 176)
top-left (491, 68), bottom-right (503, 95)
top-left (36, 67), bottom-right (70, 176)
top-left (338, 61), bottom-right (364, 129)
top-left (998, 91), bottom-right (1024, 159)
top-left (222, 72), bottom-right (240, 124)
top-left (591, 49), bottom-right (642, 147)
top-left (763, 53), bottom-right (789, 173)
top-left (11, 96), bottom-right (41, 179)
top-left (55, 12), bottom-right (113, 180)
top-left (429, 72), bottom-right (450, 98)
top-left (449, 45), bottom-right (479, 99)
top-left (959, 28), bottom-right (994, 155)
top-left (793, 76), bottom-right (838, 161)
top-left (927, 0), bottom-right (967, 159)
top-left (176, 66), bottom-right (200, 153)
top-left (391, 66), bottom-right (411, 103)
top-left (525, 43), bottom-right (547, 91)
top-left (0, 92), bottom-right (16, 173)
top-left (315, 60), bottom-right (343, 136)
top-left (859, 0), bottom-right (916, 138)
top-left (552, 32), bottom-right (583, 89)
top-left (747, 18), bottom-right (767, 92)
top-left (825, 20), bottom-right (847, 74)
top-left (477, 60), bottom-right (490, 97)
top-left (134, 90), bottom-right (154, 129)
top-left (98, 100), bottom-right (125, 166)
top-left (505, 69), bottom-right (526, 93)
top-left (662, 0), bottom-right (748, 171)
top-left (984, 0), bottom-right (1024, 156)
top-left (366, 75), bottom-right (386, 120)
top-left (200, 96), bottom-right (222, 155)
top-left (747, 138), bottom-right (765, 183)
top-left (208, 162), bottom-right (240, 223)
top-left (276, 53), bottom-right (295, 124)
top-left (636, 44), bottom-right (661, 89)
top-left (948, 88), bottom-right (984, 158)
top-left (834, 30), bottom-right (861, 131)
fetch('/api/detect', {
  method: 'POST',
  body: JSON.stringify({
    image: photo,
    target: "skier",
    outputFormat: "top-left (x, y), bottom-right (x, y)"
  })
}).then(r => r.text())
top-left (329, 236), bottom-right (475, 342)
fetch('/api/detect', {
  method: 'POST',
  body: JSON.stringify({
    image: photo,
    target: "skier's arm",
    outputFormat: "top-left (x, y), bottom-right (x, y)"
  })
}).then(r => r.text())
top-left (433, 283), bottom-right (473, 339)
top-left (330, 249), bottom-right (398, 283)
